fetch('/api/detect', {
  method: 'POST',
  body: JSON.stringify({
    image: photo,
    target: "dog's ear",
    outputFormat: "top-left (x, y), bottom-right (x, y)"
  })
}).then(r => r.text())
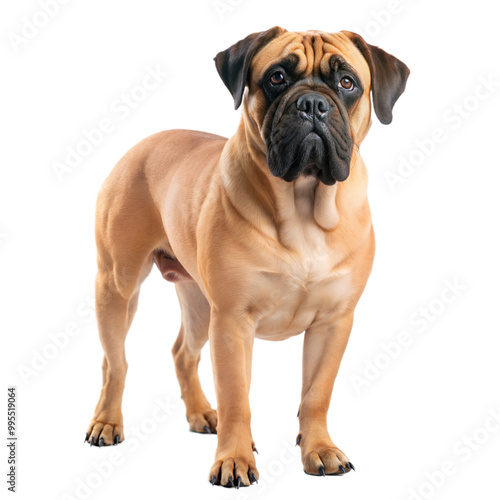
top-left (343, 31), bottom-right (410, 124)
top-left (215, 26), bottom-right (285, 109)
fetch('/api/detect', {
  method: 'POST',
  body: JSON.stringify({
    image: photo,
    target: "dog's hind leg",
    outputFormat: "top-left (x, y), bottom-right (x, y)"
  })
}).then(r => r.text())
top-left (85, 171), bottom-right (165, 447)
top-left (172, 281), bottom-right (217, 434)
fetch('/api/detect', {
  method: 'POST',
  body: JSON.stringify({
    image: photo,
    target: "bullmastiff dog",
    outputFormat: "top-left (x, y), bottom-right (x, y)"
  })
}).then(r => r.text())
top-left (85, 27), bottom-right (409, 487)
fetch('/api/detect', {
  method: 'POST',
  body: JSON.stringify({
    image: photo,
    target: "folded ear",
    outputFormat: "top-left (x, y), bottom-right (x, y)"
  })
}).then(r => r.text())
top-left (214, 26), bottom-right (285, 109)
top-left (342, 31), bottom-right (410, 124)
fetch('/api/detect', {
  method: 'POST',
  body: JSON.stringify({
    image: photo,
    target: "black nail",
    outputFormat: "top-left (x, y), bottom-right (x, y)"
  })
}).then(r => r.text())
top-left (339, 465), bottom-right (346, 474)
top-left (348, 461), bottom-right (356, 471)
top-left (319, 465), bottom-right (325, 477)
top-left (252, 445), bottom-right (259, 454)
top-left (204, 425), bottom-right (211, 434)
top-left (297, 408), bottom-right (300, 417)
top-left (250, 473), bottom-right (258, 484)
top-left (99, 437), bottom-right (104, 447)
top-left (296, 434), bottom-right (302, 446)
top-left (236, 477), bottom-right (241, 489)
top-left (228, 476), bottom-right (234, 488)
top-left (114, 435), bottom-right (120, 445)
top-left (84, 433), bottom-right (88, 443)
top-left (210, 475), bottom-right (216, 486)
top-left (90, 436), bottom-right (95, 447)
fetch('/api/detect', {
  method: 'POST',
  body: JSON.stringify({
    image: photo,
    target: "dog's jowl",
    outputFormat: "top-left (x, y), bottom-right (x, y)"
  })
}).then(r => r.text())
top-left (85, 27), bottom-right (409, 487)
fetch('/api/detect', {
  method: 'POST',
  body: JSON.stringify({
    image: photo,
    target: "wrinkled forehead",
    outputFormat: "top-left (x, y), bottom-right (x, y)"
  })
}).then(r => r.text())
top-left (251, 30), bottom-right (370, 84)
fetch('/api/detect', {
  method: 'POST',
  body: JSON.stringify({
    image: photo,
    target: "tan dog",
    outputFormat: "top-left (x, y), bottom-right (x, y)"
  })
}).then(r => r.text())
top-left (85, 27), bottom-right (409, 487)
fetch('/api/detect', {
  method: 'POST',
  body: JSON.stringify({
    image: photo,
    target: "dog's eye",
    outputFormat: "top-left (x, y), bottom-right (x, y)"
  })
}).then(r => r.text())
top-left (270, 72), bottom-right (286, 85)
top-left (339, 76), bottom-right (355, 91)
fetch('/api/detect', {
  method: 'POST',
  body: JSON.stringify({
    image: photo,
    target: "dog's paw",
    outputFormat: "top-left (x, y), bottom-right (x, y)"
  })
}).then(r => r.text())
top-left (208, 456), bottom-right (258, 487)
top-left (300, 439), bottom-right (355, 476)
top-left (188, 408), bottom-right (217, 434)
top-left (85, 419), bottom-right (123, 447)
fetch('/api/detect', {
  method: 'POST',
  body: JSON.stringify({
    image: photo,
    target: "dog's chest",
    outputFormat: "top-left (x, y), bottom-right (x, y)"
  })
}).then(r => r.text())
top-left (278, 217), bottom-right (332, 281)
top-left (253, 203), bottom-right (352, 340)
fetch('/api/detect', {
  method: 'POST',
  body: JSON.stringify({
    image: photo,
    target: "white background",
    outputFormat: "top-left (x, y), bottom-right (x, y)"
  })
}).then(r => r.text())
top-left (1, 1), bottom-right (500, 499)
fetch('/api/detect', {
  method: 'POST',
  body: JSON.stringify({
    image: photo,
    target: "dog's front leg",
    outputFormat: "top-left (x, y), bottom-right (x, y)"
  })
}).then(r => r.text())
top-left (207, 313), bottom-right (258, 487)
top-left (298, 312), bottom-right (356, 476)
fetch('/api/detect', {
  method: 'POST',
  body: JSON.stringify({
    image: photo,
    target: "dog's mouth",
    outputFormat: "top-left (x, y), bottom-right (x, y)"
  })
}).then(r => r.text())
top-left (263, 91), bottom-right (353, 185)
top-left (282, 132), bottom-right (332, 184)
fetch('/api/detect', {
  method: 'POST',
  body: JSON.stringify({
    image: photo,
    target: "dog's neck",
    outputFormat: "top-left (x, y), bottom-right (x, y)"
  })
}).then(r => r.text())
top-left (220, 116), bottom-right (368, 244)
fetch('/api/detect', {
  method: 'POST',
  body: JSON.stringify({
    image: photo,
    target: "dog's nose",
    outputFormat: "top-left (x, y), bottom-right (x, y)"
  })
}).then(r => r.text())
top-left (297, 93), bottom-right (330, 120)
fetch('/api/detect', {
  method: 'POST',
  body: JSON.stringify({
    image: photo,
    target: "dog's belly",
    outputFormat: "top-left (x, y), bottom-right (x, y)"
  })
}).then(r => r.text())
top-left (253, 270), bottom-right (353, 341)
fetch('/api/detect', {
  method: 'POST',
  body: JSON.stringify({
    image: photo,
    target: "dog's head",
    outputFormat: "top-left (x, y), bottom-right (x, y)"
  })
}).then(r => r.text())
top-left (215, 27), bottom-right (409, 185)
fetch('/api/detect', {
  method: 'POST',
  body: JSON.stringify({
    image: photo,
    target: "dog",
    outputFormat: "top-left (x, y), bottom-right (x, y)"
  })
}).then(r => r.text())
top-left (85, 27), bottom-right (409, 487)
